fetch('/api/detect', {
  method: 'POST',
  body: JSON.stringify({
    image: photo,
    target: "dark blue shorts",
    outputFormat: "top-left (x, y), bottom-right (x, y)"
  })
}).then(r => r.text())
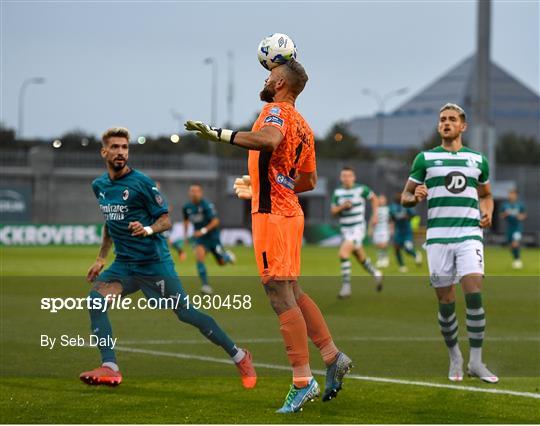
top-left (194, 236), bottom-right (228, 265)
top-left (96, 259), bottom-right (186, 303)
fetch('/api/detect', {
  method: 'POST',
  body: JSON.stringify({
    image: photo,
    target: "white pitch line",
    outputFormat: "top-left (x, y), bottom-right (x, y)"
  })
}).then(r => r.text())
top-left (120, 336), bottom-right (540, 345)
top-left (114, 346), bottom-right (540, 400)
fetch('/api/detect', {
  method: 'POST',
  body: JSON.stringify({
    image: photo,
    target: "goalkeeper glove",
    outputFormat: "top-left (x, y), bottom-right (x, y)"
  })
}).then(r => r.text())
top-left (233, 175), bottom-right (252, 200)
top-left (184, 120), bottom-right (237, 144)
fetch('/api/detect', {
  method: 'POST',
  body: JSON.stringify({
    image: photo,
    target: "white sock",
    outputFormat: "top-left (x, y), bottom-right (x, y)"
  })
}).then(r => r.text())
top-left (102, 362), bottom-right (119, 372)
top-left (448, 344), bottom-right (462, 361)
top-left (470, 347), bottom-right (482, 365)
top-left (232, 348), bottom-right (246, 363)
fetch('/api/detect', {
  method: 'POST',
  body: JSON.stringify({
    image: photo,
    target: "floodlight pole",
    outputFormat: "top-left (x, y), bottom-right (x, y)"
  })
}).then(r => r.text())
top-left (18, 77), bottom-right (46, 139)
top-left (362, 87), bottom-right (408, 148)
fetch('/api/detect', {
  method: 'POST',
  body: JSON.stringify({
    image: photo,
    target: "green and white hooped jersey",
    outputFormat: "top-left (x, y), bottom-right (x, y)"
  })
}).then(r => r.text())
top-left (331, 184), bottom-right (373, 229)
top-left (373, 205), bottom-right (390, 234)
top-left (409, 146), bottom-right (489, 245)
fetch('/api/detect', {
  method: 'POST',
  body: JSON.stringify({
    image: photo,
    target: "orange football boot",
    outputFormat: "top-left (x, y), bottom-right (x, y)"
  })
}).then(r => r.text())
top-left (79, 366), bottom-right (122, 386)
top-left (235, 349), bottom-right (257, 389)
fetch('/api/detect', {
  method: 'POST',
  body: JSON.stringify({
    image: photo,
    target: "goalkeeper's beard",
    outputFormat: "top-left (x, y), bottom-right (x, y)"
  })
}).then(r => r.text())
top-left (260, 83), bottom-right (276, 103)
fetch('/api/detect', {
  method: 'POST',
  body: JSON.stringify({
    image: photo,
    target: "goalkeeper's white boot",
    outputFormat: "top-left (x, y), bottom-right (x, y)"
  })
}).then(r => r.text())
top-left (338, 283), bottom-right (351, 299)
top-left (467, 362), bottom-right (499, 384)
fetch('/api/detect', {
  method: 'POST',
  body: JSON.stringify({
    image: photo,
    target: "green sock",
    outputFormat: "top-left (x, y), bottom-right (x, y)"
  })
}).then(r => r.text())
top-left (361, 258), bottom-right (377, 276)
top-left (438, 302), bottom-right (459, 348)
top-left (395, 248), bottom-right (404, 267)
top-left (88, 290), bottom-right (116, 363)
top-left (175, 305), bottom-right (238, 357)
top-left (340, 258), bottom-right (351, 285)
top-left (465, 292), bottom-right (485, 349)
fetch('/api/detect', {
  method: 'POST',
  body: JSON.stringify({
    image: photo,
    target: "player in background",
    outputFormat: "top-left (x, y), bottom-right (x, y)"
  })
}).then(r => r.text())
top-left (183, 184), bottom-right (235, 295)
top-left (500, 188), bottom-right (527, 269)
top-left (168, 222), bottom-right (188, 262)
top-left (401, 103), bottom-right (498, 383)
top-left (389, 192), bottom-right (422, 273)
top-left (184, 59), bottom-right (353, 413)
top-left (331, 167), bottom-right (383, 298)
top-left (81, 127), bottom-right (256, 389)
top-left (152, 181), bottom-right (188, 263)
top-left (182, 184), bottom-right (235, 294)
top-left (369, 194), bottom-right (391, 268)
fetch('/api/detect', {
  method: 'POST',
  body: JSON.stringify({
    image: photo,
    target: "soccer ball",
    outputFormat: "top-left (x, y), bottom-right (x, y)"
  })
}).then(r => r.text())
top-left (257, 33), bottom-right (297, 70)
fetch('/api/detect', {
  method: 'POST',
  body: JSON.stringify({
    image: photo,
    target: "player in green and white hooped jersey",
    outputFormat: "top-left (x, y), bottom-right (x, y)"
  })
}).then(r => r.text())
top-left (401, 104), bottom-right (498, 384)
top-left (369, 194), bottom-right (391, 268)
top-left (331, 167), bottom-right (383, 299)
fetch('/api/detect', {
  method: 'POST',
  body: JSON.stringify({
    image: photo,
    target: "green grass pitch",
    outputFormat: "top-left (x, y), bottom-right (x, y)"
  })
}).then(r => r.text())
top-left (1, 245), bottom-right (539, 423)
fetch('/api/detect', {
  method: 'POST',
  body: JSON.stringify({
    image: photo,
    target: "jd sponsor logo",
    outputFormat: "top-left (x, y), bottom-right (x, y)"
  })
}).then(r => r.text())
top-left (445, 171), bottom-right (467, 194)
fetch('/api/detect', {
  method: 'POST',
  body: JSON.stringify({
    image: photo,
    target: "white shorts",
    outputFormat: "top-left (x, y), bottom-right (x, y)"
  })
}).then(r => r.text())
top-left (372, 229), bottom-right (390, 245)
top-left (426, 239), bottom-right (484, 288)
top-left (341, 224), bottom-right (365, 248)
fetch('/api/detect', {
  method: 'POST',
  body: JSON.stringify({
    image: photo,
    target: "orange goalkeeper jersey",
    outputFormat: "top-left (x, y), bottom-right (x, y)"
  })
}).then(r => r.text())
top-left (248, 102), bottom-right (316, 217)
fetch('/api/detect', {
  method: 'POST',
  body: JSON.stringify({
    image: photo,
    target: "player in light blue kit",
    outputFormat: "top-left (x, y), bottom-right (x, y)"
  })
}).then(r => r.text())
top-left (183, 184), bottom-right (235, 295)
top-left (79, 127), bottom-right (256, 389)
top-left (500, 188), bottom-right (527, 269)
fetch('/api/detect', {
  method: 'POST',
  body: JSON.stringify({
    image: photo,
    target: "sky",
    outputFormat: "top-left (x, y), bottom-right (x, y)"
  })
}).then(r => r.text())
top-left (1, 0), bottom-right (539, 140)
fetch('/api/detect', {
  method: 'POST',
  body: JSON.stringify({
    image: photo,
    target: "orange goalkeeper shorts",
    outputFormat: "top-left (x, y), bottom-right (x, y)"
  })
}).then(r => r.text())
top-left (252, 213), bottom-right (304, 282)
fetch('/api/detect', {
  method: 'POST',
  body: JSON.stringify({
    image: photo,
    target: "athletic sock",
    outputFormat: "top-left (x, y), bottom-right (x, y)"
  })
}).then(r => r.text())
top-left (465, 292), bottom-right (485, 365)
top-left (278, 307), bottom-right (311, 388)
top-left (232, 348), bottom-right (246, 363)
top-left (438, 302), bottom-right (459, 352)
top-left (297, 293), bottom-right (339, 366)
top-left (175, 304), bottom-right (238, 357)
top-left (88, 290), bottom-right (116, 363)
top-left (395, 248), bottom-right (404, 267)
top-left (196, 261), bottom-right (208, 286)
top-left (102, 361), bottom-right (119, 372)
top-left (404, 246), bottom-right (417, 257)
top-left (512, 247), bottom-right (520, 260)
top-left (340, 258), bottom-right (351, 286)
top-left (361, 257), bottom-right (377, 276)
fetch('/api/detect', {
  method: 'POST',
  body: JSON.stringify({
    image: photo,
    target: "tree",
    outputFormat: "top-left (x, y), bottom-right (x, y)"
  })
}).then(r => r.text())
top-left (496, 133), bottom-right (540, 165)
top-left (316, 122), bottom-right (373, 160)
top-left (0, 123), bottom-right (16, 147)
top-left (58, 129), bottom-right (99, 151)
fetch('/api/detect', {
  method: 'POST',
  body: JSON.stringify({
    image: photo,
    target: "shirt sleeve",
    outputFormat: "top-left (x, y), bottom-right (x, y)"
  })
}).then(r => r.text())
top-left (298, 137), bottom-right (316, 173)
top-left (362, 185), bottom-right (374, 199)
top-left (140, 178), bottom-right (168, 219)
top-left (409, 153), bottom-right (426, 183)
top-left (331, 191), bottom-right (338, 207)
top-left (204, 201), bottom-right (217, 220)
top-left (91, 180), bottom-right (100, 199)
top-left (258, 103), bottom-right (288, 136)
top-left (479, 155), bottom-right (490, 184)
